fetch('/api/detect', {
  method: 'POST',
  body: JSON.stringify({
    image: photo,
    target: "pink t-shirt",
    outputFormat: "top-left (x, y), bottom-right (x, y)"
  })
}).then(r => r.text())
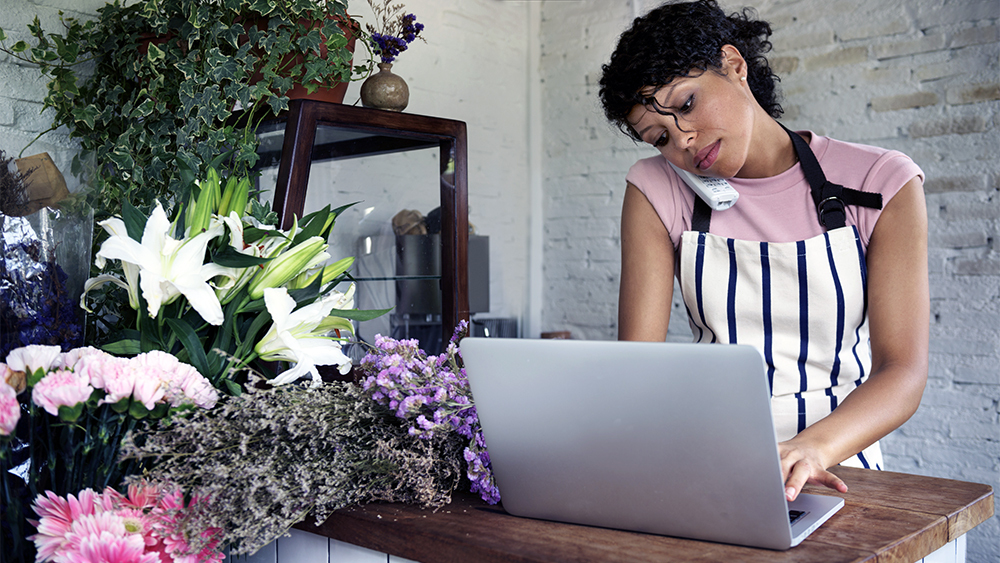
top-left (625, 131), bottom-right (924, 251)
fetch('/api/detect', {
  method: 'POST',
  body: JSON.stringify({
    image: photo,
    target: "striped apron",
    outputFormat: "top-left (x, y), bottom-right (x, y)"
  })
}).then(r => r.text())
top-left (676, 126), bottom-right (884, 470)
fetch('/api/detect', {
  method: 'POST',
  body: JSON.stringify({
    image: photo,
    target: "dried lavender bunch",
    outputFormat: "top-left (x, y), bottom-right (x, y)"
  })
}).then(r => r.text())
top-left (121, 375), bottom-right (466, 556)
top-left (0, 150), bottom-right (31, 217)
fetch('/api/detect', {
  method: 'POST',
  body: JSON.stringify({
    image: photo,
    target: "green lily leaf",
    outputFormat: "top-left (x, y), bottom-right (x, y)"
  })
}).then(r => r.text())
top-left (212, 245), bottom-right (272, 268)
top-left (329, 307), bottom-right (393, 322)
top-left (101, 339), bottom-right (142, 356)
top-left (164, 317), bottom-right (211, 378)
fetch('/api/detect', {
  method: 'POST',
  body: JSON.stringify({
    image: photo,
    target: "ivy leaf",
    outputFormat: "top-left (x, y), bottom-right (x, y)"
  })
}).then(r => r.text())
top-left (131, 98), bottom-right (155, 119)
top-left (11, 40), bottom-right (29, 53)
top-left (72, 105), bottom-right (99, 129)
top-left (121, 199), bottom-right (148, 241)
top-left (108, 149), bottom-right (135, 172)
top-left (146, 42), bottom-right (165, 62)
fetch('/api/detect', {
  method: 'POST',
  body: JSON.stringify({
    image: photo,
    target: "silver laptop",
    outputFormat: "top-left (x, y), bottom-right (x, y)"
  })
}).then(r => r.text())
top-left (459, 338), bottom-right (844, 550)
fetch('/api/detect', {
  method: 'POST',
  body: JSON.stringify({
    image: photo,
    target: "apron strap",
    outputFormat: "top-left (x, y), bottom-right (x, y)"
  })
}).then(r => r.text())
top-left (691, 195), bottom-right (713, 232)
top-left (688, 126), bottom-right (884, 232)
top-left (781, 124), bottom-right (883, 229)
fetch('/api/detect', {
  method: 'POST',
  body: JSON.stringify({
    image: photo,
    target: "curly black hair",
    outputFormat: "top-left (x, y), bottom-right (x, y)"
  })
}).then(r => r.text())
top-left (599, 0), bottom-right (783, 141)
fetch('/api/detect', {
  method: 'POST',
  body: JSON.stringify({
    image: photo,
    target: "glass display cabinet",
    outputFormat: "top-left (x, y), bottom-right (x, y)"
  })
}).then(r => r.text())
top-left (254, 100), bottom-right (477, 367)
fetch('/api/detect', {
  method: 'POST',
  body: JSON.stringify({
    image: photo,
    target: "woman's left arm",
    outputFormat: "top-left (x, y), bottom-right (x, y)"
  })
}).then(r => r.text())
top-left (779, 175), bottom-right (929, 501)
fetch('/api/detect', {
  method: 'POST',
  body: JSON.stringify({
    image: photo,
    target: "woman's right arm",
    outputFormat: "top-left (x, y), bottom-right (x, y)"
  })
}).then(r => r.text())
top-left (618, 182), bottom-right (675, 341)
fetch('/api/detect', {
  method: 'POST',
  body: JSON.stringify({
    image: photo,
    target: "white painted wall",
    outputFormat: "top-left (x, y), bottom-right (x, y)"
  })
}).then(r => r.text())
top-left (2, 0), bottom-right (997, 559)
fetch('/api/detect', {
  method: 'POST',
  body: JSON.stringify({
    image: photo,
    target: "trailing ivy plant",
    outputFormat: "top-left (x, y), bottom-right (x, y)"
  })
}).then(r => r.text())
top-left (0, 0), bottom-right (370, 223)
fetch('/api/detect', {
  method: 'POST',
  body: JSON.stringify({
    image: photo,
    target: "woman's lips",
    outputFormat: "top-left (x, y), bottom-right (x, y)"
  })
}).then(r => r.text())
top-left (695, 141), bottom-right (720, 171)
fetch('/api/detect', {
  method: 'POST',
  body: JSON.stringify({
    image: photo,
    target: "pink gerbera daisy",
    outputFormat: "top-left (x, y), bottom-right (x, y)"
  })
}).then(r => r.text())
top-left (61, 530), bottom-right (156, 563)
top-left (29, 489), bottom-right (102, 561)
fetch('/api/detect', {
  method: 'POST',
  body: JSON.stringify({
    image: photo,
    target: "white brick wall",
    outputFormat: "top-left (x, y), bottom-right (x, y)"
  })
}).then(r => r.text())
top-left (540, 1), bottom-right (998, 560)
top-left (3, 0), bottom-right (997, 559)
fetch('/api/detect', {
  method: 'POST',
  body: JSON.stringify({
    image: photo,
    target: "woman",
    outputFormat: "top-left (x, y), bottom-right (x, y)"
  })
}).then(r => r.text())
top-left (599, 0), bottom-right (928, 502)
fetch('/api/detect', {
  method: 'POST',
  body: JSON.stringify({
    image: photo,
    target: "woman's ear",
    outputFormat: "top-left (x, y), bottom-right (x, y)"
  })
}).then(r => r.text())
top-left (720, 44), bottom-right (748, 81)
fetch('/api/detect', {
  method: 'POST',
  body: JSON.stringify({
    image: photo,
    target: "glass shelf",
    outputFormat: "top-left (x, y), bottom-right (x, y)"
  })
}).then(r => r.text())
top-left (253, 101), bottom-right (472, 361)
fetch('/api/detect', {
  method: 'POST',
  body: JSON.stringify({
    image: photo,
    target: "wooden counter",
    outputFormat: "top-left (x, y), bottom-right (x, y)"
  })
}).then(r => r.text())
top-left (295, 466), bottom-right (993, 563)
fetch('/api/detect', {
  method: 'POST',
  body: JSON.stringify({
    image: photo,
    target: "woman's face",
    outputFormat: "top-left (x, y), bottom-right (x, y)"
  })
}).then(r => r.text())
top-left (626, 46), bottom-right (758, 179)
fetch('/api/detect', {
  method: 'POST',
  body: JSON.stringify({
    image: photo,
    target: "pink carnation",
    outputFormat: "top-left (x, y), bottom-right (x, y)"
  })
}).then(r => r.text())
top-left (165, 365), bottom-right (218, 410)
top-left (31, 369), bottom-right (94, 417)
top-left (0, 382), bottom-right (20, 436)
top-left (6, 344), bottom-right (63, 374)
top-left (131, 351), bottom-right (217, 410)
top-left (66, 347), bottom-right (126, 389)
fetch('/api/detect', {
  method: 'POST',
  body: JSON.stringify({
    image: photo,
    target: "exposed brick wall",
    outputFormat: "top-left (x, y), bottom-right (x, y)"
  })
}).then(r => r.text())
top-left (540, 0), bottom-right (998, 559)
top-left (3, 0), bottom-right (997, 559)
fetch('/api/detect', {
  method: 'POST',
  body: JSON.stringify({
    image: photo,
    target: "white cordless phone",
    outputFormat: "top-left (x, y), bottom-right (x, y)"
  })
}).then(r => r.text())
top-left (668, 162), bottom-right (739, 210)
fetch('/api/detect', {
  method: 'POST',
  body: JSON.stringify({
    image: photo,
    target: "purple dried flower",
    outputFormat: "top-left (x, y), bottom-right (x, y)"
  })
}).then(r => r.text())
top-left (365, 5), bottom-right (425, 63)
top-left (357, 318), bottom-right (498, 503)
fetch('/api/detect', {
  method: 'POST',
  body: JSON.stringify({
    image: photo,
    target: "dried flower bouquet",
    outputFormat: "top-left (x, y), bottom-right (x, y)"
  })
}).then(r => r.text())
top-left (121, 322), bottom-right (499, 556)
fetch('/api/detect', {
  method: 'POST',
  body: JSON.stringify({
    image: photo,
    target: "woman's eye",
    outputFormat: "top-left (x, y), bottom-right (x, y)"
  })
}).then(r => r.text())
top-left (653, 131), bottom-right (669, 147)
top-left (679, 96), bottom-right (694, 113)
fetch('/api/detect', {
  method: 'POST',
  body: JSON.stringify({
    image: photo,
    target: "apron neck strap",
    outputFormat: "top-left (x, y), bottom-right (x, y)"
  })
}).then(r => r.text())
top-left (782, 124), bottom-right (883, 229)
top-left (690, 125), bottom-right (884, 232)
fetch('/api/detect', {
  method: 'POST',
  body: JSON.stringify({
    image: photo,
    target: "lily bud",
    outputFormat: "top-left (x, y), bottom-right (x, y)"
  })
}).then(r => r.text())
top-left (321, 256), bottom-right (355, 284)
top-left (218, 175), bottom-right (250, 219)
top-left (247, 236), bottom-right (331, 300)
top-left (187, 168), bottom-right (221, 234)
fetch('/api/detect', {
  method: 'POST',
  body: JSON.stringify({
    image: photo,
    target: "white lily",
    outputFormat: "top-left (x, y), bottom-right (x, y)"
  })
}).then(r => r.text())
top-left (92, 216), bottom-right (142, 310)
top-left (90, 202), bottom-right (228, 325)
top-left (211, 212), bottom-right (264, 304)
top-left (255, 287), bottom-right (355, 387)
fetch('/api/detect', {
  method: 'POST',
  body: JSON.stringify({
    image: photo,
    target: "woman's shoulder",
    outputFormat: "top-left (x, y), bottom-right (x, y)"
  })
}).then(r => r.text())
top-left (626, 155), bottom-right (673, 184)
top-left (810, 133), bottom-right (923, 188)
top-left (624, 155), bottom-right (692, 250)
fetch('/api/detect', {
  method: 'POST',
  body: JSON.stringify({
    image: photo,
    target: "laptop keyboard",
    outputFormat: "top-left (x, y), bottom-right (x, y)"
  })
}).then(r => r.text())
top-left (789, 510), bottom-right (806, 525)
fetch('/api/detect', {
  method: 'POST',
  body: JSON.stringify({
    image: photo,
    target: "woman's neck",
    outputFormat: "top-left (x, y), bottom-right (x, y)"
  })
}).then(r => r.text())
top-left (736, 117), bottom-right (801, 179)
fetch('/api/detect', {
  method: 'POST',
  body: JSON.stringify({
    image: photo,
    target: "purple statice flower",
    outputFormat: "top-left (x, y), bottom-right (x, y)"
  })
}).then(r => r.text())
top-left (465, 430), bottom-right (500, 505)
top-left (358, 319), bottom-right (500, 503)
top-left (366, 11), bottom-right (425, 63)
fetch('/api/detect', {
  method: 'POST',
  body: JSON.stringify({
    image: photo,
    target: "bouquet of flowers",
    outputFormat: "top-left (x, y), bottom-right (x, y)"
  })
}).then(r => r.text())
top-left (29, 482), bottom-right (223, 563)
top-left (0, 150), bottom-right (91, 359)
top-left (365, 0), bottom-right (425, 63)
top-left (81, 168), bottom-right (385, 393)
top-left (119, 322), bottom-right (499, 556)
top-left (0, 344), bottom-right (221, 563)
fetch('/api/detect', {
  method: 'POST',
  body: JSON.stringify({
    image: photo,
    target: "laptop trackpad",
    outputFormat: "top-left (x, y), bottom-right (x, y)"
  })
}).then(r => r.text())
top-left (788, 493), bottom-right (845, 545)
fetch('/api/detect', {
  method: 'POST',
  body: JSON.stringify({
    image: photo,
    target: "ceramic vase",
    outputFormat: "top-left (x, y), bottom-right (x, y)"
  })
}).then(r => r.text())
top-left (361, 63), bottom-right (409, 112)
